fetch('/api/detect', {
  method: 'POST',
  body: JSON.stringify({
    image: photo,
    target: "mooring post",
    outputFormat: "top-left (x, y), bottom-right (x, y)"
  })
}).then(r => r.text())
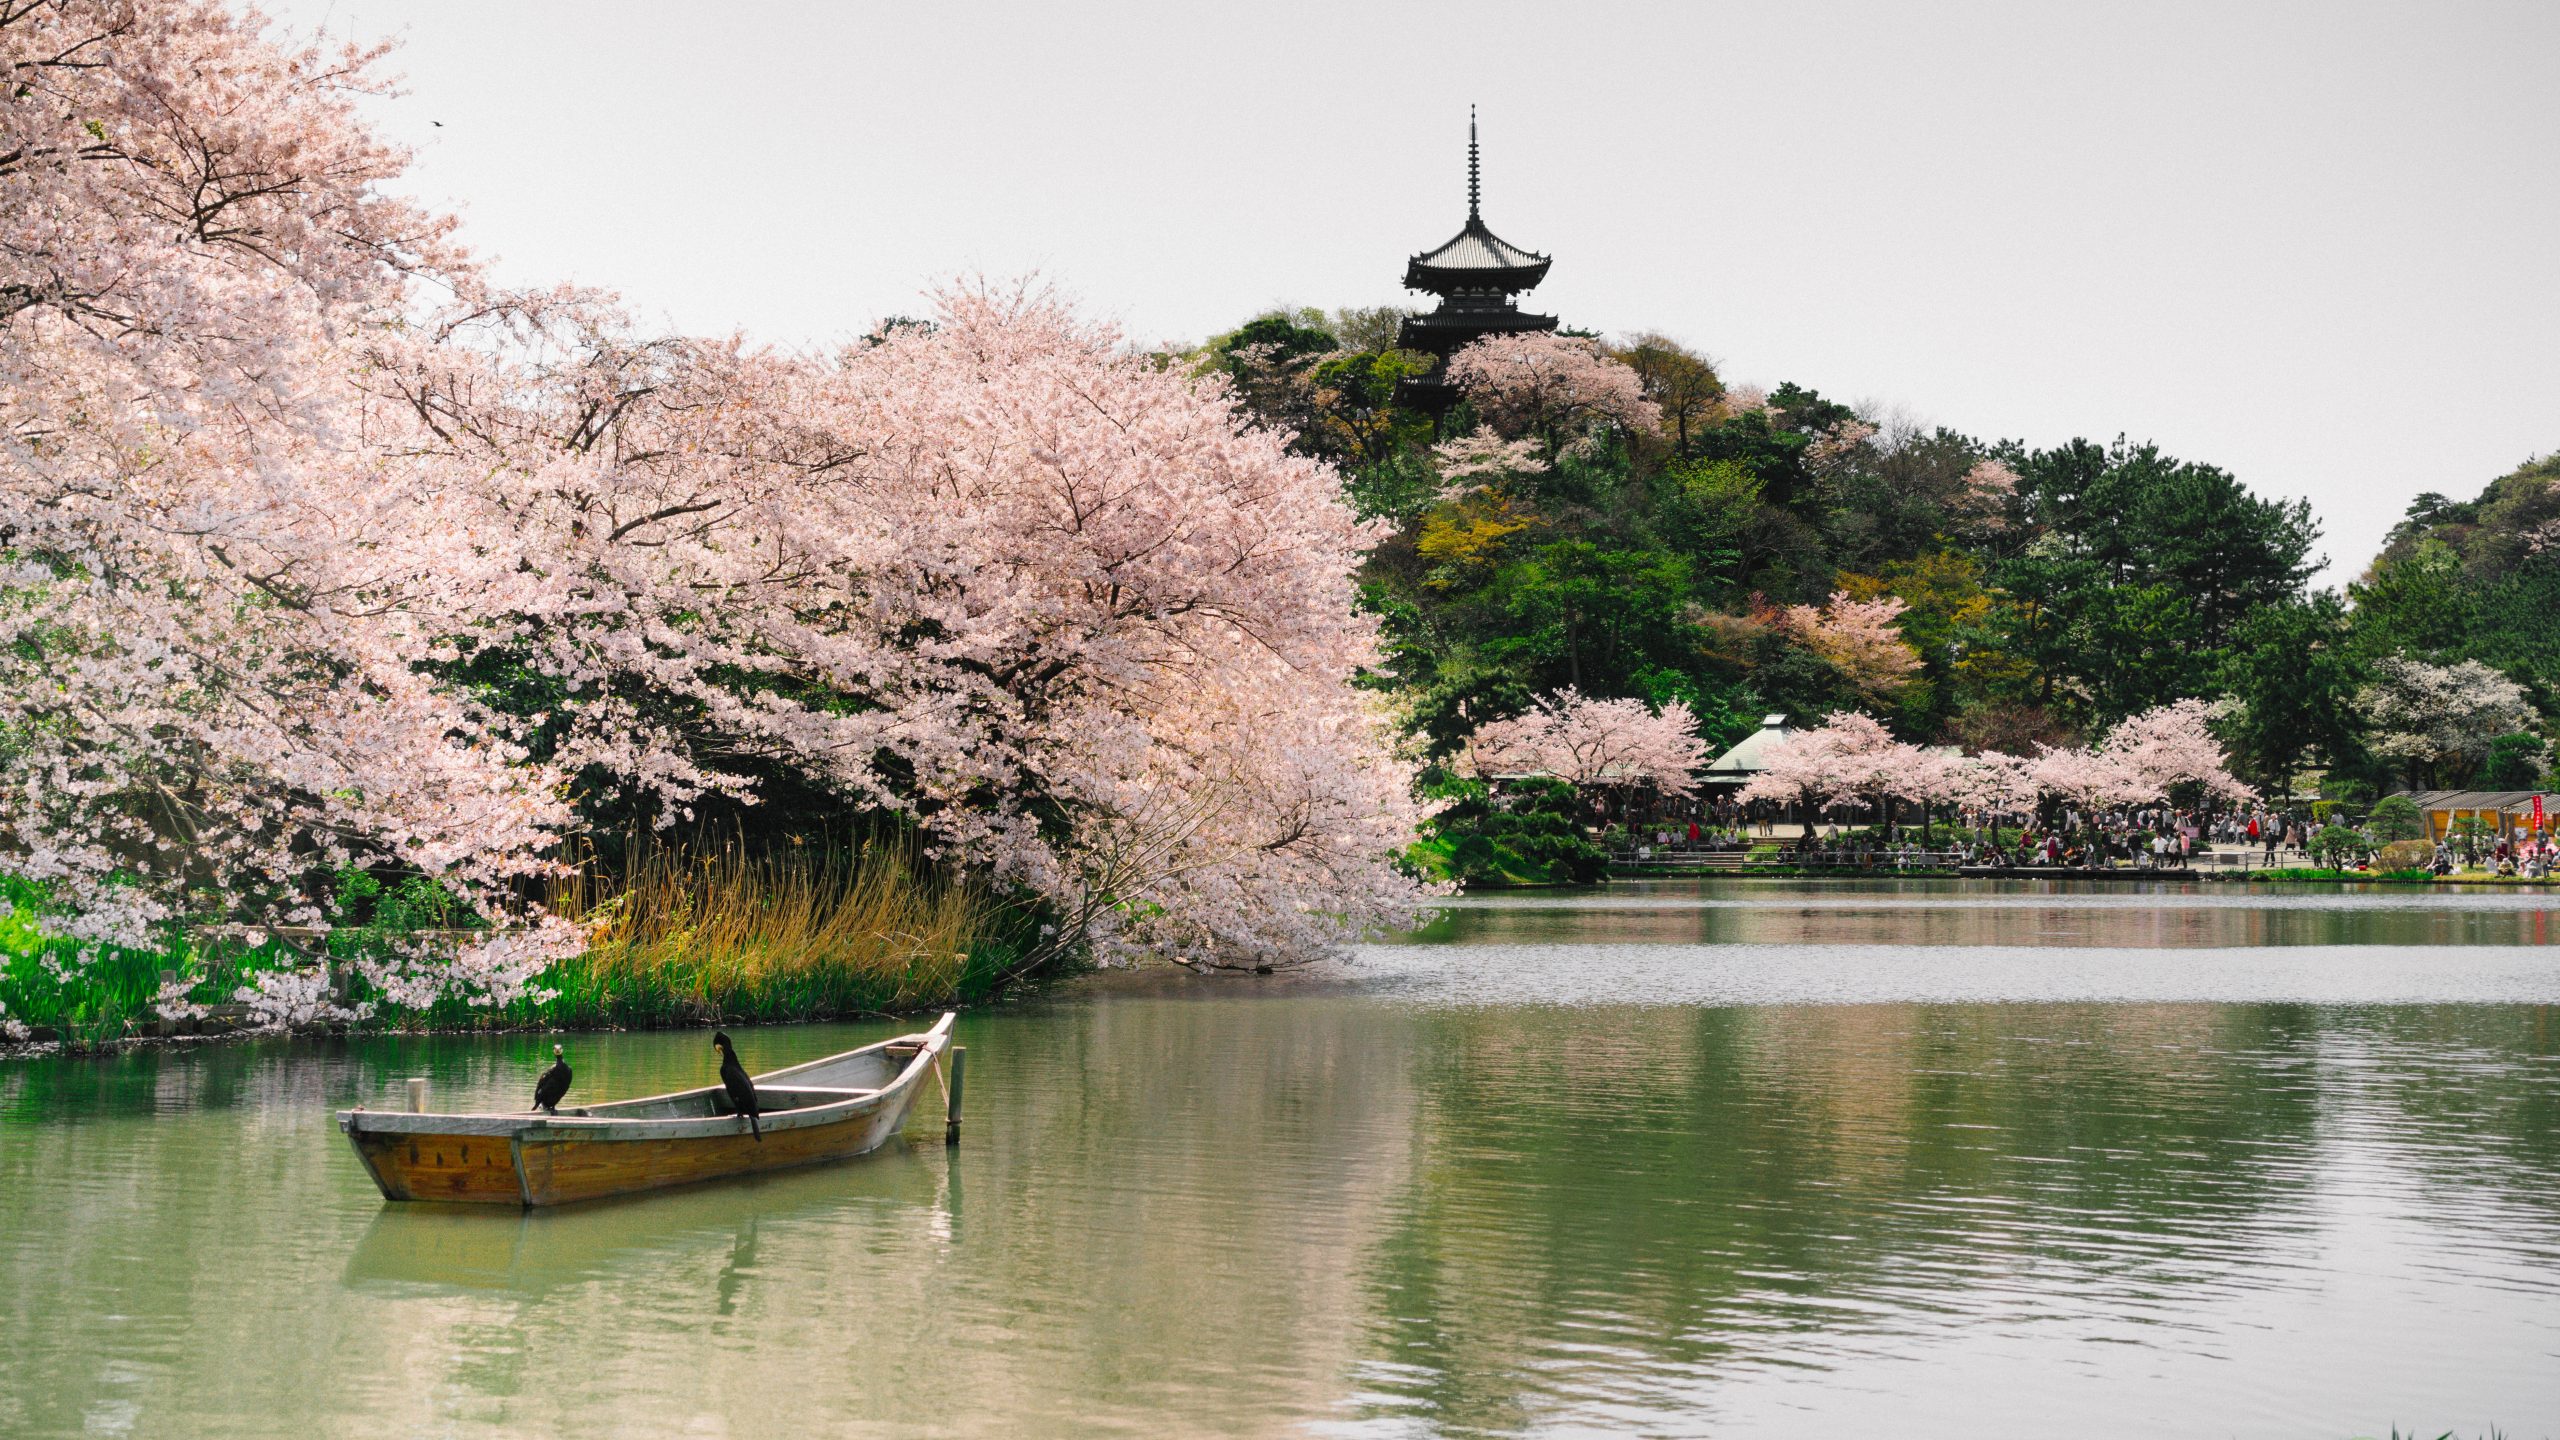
top-left (407, 1077), bottom-right (429, 1114)
top-left (945, 1046), bottom-right (966, 1146)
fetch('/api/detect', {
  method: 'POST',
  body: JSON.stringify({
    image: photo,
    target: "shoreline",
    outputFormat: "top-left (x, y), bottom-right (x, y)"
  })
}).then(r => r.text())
top-left (15, 871), bottom-right (2553, 1060)
top-left (1597, 865), bottom-right (2553, 886)
top-left (0, 993), bottom-right (997, 1064)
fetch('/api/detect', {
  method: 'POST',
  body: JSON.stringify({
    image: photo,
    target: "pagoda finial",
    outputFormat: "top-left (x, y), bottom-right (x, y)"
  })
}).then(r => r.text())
top-left (1467, 105), bottom-right (1481, 222)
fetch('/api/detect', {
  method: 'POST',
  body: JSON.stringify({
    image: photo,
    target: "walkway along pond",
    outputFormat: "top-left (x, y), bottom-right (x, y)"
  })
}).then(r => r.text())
top-left (3, 879), bottom-right (2556, 1437)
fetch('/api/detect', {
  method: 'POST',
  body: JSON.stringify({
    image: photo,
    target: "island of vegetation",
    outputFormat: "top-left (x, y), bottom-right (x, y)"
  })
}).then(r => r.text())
top-left (3, 1), bottom-right (2553, 1049)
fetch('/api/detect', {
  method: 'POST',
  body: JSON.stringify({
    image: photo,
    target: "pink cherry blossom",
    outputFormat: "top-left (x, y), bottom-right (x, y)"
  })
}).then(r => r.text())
top-left (2098, 699), bottom-right (2258, 806)
top-left (2028, 701), bottom-right (2254, 809)
top-left (1957, 458), bottom-right (2019, 528)
top-left (1, 3), bottom-right (1429, 1003)
top-left (1446, 333), bottom-right (1662, 456)
top-left (1737, 712), bottom-right (1913, 813)
top-left (1431, 427), bottom-right (1549, 485)
top-left (1461, 689), bottom-right (1710, 797)
top-left (1805, 418), bottom-right (1879, 470)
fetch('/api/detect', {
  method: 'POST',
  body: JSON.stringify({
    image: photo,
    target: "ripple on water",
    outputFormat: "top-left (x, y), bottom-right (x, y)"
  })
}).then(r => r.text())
top-left (5, 939), bottom-right (2560, 1436)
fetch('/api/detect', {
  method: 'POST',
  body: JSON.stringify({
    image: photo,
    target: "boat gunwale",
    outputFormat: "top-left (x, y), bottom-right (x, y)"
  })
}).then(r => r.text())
top-left (336, 1015), bottom-right (954, 1144)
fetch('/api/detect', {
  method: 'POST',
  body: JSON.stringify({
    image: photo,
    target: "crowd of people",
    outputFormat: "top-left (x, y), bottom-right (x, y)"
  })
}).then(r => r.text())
top-left (2441, 834), bottom-right (2560, 877)
top-left (1615, 799), bottom-right (2330, 871)
top-left (1599, 786), bottom-right (2560, 879)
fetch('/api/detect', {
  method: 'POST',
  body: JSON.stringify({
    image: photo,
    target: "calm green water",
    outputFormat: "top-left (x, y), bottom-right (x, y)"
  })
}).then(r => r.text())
top-left (5, 880), bottom-right (2559, 1438)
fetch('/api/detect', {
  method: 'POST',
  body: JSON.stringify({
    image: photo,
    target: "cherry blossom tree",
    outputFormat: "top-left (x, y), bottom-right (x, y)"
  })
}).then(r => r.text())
top-left (1, 1), bottom-right (1429, 999)
top-left (1716, 384), bottom-right (1774, 418)
top-left (1431, 427), bottom-right (1548, 487)
top-left (358, 279), bottom-right (1436, 971)
top-left (1954, 458), bottom-right (2019, 529)
top-left (1804, 418), bottom-right (1880, 471)
top-left (1781, 592), bottom-right (1924, 697)
top-left (1737, 701), bottom-right (2249, 831)
top-left (1947, 749), bottom-right (2041, 817)
top-left (1, 0), bottom-right (574, 999)
top-left (2100, 698), bottom-right (2257, 806)
top-left (2025, 700), bottom-right (2254, 810)
top-left (2026, 746), bottom-right (2132, 812)
top-left (2356, 654), bottom-right (2535, 788)
top-left (1736, 712), bottom-right (1915, 814)
top-left (1446, 333), bottom-right (1661, 458)
top-left (1460, 689), bottom-right (1709, 797)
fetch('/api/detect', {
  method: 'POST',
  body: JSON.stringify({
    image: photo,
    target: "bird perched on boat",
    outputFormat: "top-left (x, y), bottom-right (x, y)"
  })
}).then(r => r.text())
top-left (531, 1043), bottom-right (572, 1114)
top-left (713, 1031), bottom-right (760, 1142)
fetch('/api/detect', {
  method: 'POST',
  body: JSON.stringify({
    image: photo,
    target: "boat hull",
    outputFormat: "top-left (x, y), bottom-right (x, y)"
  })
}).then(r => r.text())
top-left (339, 1017), bottom-right (953, 1207)
top-left (348, 1101), bottom-right (916, 1206)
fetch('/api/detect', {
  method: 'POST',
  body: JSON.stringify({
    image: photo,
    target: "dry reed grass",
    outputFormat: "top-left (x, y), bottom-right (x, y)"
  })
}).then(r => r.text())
top-left (543, 840), bottom-right (1014, 1024)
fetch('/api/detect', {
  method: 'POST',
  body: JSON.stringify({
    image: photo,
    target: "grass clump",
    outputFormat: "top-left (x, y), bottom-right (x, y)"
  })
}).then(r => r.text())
top-left (532, 840), bottom-right (1040, 1028)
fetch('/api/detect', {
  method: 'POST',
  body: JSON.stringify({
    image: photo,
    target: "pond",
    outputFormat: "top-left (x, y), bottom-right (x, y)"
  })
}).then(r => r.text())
top-left (3, 879), bottom-right (2557, 1437)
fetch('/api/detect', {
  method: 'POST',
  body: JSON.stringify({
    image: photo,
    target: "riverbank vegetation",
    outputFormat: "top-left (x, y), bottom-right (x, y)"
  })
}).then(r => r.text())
top-left (3, 844), bottom-right (1042, 1050)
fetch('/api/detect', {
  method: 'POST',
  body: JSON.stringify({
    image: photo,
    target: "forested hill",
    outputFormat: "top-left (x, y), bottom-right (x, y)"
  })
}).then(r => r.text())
top-left (1202, 309), bottom-right (2554, 802)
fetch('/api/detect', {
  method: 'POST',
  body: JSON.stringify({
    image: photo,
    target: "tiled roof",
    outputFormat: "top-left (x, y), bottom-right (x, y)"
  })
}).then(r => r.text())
top-left (1411, 218), bottom-right (1547, 272)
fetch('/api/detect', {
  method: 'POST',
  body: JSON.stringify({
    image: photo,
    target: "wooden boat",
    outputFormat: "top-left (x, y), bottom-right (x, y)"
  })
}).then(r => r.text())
top-left (337, 1014), bottom-right (962, 1208)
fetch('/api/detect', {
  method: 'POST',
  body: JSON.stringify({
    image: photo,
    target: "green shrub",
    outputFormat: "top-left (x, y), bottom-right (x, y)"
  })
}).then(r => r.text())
top-left (2367, 795), bottom-right (2425, 842)
top-left (1414, 777), bottom-right (1606, 886)
top-left (2311, 824), bottom-right (2370, 868)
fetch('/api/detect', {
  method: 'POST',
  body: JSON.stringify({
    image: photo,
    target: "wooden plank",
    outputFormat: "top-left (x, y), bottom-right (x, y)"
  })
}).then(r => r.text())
top-left (351, 1131), bottom-right (525, 1203)
top-left (515, 1103), bottom-right (908, 1205)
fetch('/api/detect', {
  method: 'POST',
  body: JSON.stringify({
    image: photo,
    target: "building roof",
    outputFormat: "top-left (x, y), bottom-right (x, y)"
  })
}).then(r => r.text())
top-left (1410, 217), bottom-right (1549, 275)
top-left (1704, 715), bottom-right (1796, 776)
top-left (2399, 789), bottom-right (2551, 812)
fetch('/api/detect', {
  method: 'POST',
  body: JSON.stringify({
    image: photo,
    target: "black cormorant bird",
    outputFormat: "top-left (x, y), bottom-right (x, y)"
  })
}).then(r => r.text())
top-left (713, 1030), bottom-right (760, 1142)
top-left (530, 1043), bottom-right (571, 1114)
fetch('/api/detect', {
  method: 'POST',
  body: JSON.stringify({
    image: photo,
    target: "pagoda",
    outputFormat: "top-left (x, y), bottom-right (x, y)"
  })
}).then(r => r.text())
top-left (1395, 109), bottom-right (1559, 417)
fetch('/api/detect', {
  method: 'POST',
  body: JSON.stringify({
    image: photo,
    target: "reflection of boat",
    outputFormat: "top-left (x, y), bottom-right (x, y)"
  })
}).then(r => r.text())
top-left (342, 1146), bottom-right (946, 1294)
top-left (337, 1014), bottom-right (959, 1206)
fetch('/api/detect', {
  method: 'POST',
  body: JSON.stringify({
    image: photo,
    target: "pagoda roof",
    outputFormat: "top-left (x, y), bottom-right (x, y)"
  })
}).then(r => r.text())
top-left (1410, 216), bottom-right (1548, 276)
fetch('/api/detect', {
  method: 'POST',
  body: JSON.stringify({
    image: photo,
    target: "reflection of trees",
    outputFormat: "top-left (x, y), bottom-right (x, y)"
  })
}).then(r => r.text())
top-left (1339, 1003), bottom-right (2350, 1432)
top-left (935, 994), bottom-right (1422, 1421)
top-left (1432, 888), bottom-right (2560, 949)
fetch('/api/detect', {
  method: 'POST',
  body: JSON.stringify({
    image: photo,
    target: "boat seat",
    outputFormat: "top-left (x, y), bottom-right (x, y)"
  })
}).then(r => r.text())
top-left (712, 1085), bottom-right (873, 1116)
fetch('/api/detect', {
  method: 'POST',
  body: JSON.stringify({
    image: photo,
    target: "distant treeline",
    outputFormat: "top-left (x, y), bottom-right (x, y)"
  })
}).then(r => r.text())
top-left (1203, 307), bottom-right (2558, 803)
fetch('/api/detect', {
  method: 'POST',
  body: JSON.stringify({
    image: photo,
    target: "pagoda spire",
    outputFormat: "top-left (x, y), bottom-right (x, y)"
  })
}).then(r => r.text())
top-left (1467, 105), bottom-right (1481, 222)
top-left (1394, 107), bottom-right (1560, 420)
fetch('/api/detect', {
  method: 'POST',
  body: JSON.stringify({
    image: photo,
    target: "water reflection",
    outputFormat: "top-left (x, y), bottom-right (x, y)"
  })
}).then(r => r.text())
top-left (1420, 878), bottom-right (2560, 949)
top-left (4, 899), bottom-right (2560, 1436)
top-left (342, 1152), bottom-right (945, 1297)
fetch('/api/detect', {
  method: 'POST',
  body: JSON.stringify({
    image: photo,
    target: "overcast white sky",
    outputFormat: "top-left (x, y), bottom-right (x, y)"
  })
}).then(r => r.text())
top-left (271, 0), bottom-right (2558, 583)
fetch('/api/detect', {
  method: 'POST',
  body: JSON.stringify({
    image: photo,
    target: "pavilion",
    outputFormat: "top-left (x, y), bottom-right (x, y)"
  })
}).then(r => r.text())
top-left (1701, 715), bottom-right (1797, 794)
top-left (2395, 788), bottom-right (2552, 841)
